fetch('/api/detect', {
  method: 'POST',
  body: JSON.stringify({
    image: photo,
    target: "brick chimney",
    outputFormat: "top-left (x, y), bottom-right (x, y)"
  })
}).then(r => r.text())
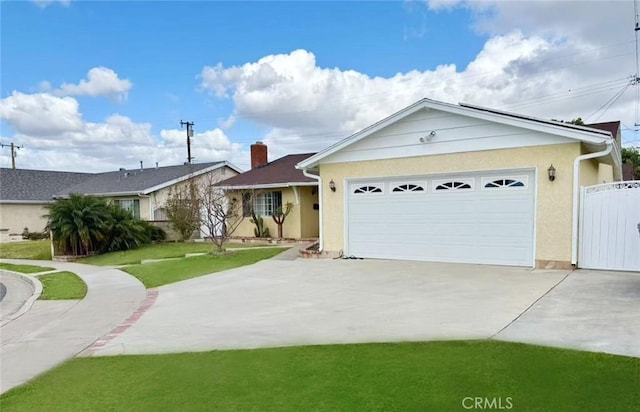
top-left (250, 141), bottom-right (268, 169)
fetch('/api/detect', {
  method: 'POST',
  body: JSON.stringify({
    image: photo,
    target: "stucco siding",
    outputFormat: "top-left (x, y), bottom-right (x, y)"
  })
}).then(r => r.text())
top-left (579, 158), bottom-right (600, 188)
top-left (0, 203), bottom-right (49, 235)
top-left (320, 143), bottom-right (581, 264)
top-left (299, 186), bottom-right (319, 238)
top-left (597, 163), bottom-right (614, 184)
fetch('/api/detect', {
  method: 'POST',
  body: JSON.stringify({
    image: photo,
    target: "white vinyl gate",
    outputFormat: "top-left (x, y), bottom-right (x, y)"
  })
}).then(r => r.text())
top-left (579, 181), bottom-right (640, 271)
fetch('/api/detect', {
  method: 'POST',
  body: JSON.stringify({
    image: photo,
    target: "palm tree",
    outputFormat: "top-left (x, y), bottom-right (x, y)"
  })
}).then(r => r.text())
top-left (102, 203), bottom-right (151, 252)
top-left (46, 194), bottom-right (110, 256)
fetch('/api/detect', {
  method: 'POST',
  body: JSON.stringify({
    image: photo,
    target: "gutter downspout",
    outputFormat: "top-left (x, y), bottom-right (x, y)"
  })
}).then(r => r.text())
top-left (302, 168), bottom-right (323, 251)
top-left (571, 142), bottom-right (613, 265)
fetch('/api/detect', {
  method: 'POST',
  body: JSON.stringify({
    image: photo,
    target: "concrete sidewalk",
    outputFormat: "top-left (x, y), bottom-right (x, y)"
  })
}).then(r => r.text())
top-left (0, 271), bottom-right (40, 326)
top-left (0, 259), bottom-right (146, 394)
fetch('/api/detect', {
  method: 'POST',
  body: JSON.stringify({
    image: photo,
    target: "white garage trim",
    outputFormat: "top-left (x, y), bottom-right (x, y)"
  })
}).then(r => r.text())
top-left (344, 168), bottom-right (536, 267)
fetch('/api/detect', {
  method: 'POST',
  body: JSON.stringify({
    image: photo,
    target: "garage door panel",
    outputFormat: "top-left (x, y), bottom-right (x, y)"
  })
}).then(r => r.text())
top-left (347, 171), bottom-right (535, 266)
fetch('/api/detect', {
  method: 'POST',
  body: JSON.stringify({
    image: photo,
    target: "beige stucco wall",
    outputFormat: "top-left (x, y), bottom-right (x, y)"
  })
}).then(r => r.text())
top-left (0, 203), bottom-right (49, 235)
top-left (597, 163), bottom-right (614, 184)
top-left (299, 186), bottom-right (319, 238)
top-left (320, 143), bottom-right (584, 264)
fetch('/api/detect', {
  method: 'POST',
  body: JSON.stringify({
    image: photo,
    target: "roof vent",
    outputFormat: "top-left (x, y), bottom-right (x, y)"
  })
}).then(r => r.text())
top-left (119, 168), bottom-right (126, 171)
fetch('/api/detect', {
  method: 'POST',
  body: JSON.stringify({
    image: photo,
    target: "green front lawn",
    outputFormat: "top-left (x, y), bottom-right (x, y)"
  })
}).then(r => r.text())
top-left (0, 263), bottom-right (54, 273)
top-left (1, 341), bottom-right (637, 411)
top-left (38, 271), bottom-right (87, 300)
top-left (0, 240), bottom-right (51, 260)
top-left (124, 247), bottom-right (286, 288)
top-left (77, 241), bottom-right (271, 266)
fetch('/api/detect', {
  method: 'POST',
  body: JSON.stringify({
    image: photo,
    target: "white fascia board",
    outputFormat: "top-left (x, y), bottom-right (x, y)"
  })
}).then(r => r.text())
top-left (455, 102), bottom-right (612, 143)
top-left (0, 200), bottom-right (52, 205)
top-left (142, 163), bottom-right (234, 195)
top-left (297, 98), bottom-right (613, 169)
top-left (223, 161), bottom-right (244, 174)
top-left (217, 182), bottom-right (318, 190)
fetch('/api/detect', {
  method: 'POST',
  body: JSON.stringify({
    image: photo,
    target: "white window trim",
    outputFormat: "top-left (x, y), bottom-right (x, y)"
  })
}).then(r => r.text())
top-left (116, 198), bottom-right (141, 219)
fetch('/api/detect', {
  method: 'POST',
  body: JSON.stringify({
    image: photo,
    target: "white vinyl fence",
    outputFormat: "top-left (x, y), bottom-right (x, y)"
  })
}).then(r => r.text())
top-left (579, 181), bottom-right (640, 272)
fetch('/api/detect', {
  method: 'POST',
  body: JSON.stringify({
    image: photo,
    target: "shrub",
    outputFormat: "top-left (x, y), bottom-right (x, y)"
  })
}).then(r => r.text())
top-left (27, 231), bottom-right (49, 240)
top-left (101, 204), bottom-right (152, 253)
top-left (140, 221), bottom-right (167, 242)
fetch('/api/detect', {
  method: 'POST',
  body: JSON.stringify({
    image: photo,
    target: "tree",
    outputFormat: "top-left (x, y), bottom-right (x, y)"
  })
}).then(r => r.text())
top-left (551, 118), bottom-right (585, 125)
top-left (46, 194), bottom-right (110, 256)
top-left (164, 175), bottom-right (249, 251)
top-left (164, 181), bottom-right (201, 241)
top-left (622, 147), bottom-right (640, 179)
top-left (272, 202), bottom-right (293, 238)
top-left (199, 176), bottom-right (248, 252)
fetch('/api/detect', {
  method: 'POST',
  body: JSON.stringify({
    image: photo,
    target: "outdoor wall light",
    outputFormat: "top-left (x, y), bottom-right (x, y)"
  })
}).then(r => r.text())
top-left (548, 164), bottom-right (556, 181)
top-left (329, 179), bottom-right (336, 192)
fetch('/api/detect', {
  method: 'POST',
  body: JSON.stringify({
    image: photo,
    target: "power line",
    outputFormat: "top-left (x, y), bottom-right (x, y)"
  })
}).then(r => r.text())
top-left (586, 81), bottom-right (632, 122)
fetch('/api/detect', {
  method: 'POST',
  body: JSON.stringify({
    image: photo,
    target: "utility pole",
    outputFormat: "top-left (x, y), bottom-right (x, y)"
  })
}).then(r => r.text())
top-left (180, 120), bottom-right (195, 164)
top-left (0, 142), bottom-right (23, 169)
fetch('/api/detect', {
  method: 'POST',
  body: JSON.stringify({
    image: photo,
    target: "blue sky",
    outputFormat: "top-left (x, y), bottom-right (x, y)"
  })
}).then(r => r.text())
top-left (0, 0), bottom-right (637, 171)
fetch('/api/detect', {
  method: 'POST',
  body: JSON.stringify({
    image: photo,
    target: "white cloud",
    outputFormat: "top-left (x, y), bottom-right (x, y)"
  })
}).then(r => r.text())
top-left (0, 91), bottom-right (84, 136)
top-left (54, 67), bottom-right (132, 101)
top-left (198, 1), bottom-right (636, 155)
top-left (0, 92), bottom-right (247, 172)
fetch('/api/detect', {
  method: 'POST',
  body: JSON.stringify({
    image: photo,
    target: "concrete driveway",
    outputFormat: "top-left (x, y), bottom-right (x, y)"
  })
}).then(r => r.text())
top-left (87, 258), bottom-right (586, 357)
top-left (495, 269), bottom-right (640, 357)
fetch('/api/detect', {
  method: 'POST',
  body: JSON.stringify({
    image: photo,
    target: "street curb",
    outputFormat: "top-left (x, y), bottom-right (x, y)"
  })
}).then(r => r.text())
top-left (0, 270), bottom-right (43, 328)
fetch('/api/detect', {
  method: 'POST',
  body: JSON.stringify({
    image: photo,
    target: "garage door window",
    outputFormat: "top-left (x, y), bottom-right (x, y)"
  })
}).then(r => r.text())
top-left (353, 185), bottom-right (383, 194)
top-left (392, 183), bottom-right (425, 193)
top-left (482, 177), bottom-right (526, 189)
top-left (433, 180), bottom-right (473, 191)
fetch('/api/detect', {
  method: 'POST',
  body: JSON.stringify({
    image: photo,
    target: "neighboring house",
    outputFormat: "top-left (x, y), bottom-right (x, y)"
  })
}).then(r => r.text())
top-left (0, 169), bottom-right (93, 235)
top-left (0, 162), bottom-right (241, 237)
top-left (622, 163), bottom-right (635, 181)
top-left (296, 98), bottom-right (623, 269)
top-left (216, 142), bottom-right (319, 239)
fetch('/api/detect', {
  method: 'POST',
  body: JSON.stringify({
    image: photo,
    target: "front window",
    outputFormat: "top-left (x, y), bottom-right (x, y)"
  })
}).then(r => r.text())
top-left (243, 191), bottom-right (282, 217)
top-left (116, 199), bottom-right (141, 219)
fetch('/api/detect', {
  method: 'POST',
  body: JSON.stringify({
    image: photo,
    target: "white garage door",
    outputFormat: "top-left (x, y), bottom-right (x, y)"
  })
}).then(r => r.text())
top-left (346, 170), bottom-right (535, 266)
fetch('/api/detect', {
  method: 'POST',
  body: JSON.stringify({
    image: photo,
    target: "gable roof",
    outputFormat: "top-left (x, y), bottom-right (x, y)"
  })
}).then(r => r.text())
top-left (297, 98), bottom-right (618, 170)
top-left (57, 161), bottom-right (236, 197)
top-left (0, 161), bottom-right (243, 203)
top-left (216, 153), bottom-right (317, 189)
top-left (0, 168), bottom-right (92, 203)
